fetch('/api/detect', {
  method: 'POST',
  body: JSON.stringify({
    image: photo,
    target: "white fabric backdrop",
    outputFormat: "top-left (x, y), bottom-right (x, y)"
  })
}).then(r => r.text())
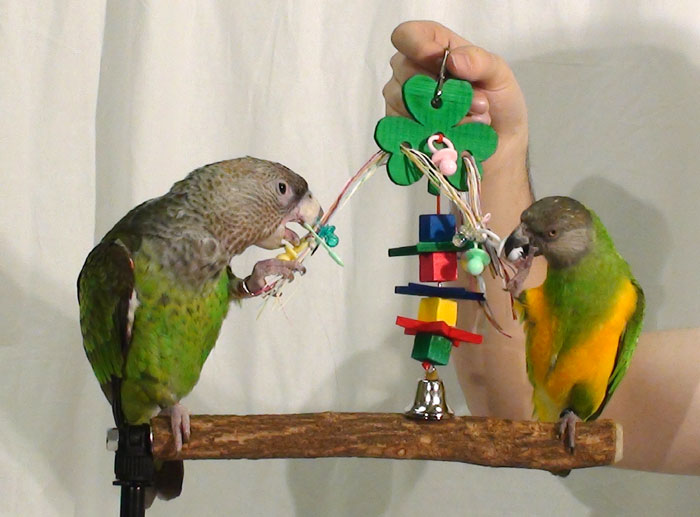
top-left (1, 1), bottom-right (699, 515)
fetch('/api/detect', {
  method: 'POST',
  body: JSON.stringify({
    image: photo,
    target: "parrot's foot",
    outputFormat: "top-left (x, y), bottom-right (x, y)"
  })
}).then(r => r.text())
top-left (557, 409), bottom-right (581, 453)
top-left (247, 258), bottom-right (306, 292)
top-left (163, 403), bottom-right (190, 452)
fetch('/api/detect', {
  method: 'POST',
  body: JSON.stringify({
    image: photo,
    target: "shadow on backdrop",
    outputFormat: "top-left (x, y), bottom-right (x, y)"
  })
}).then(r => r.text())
top-left (0, 242), bottom-right (110, 509)
top-left (570, 176), bottom-right (669, 330)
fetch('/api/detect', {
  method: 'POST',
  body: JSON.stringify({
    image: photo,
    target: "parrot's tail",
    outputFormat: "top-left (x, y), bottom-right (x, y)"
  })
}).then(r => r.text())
top-left (145, 460), bottom-right (184, 508)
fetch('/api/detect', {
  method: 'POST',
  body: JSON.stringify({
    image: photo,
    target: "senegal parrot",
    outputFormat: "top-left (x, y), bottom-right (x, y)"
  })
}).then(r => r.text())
top-left (503, 196), bottom-right (644, 451)
top-left (78, 157), bottom-right (322, 503)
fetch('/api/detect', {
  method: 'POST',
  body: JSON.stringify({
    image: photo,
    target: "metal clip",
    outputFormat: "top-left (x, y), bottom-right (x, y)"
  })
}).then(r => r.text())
top-left (106, 427), bottom-right (119, 451)
top-left (431, 47), bottom-right (450, 108)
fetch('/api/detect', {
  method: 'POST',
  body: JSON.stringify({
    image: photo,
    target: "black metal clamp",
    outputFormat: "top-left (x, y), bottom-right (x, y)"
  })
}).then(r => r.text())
top-left (108, 424), bottom-right (154, 517)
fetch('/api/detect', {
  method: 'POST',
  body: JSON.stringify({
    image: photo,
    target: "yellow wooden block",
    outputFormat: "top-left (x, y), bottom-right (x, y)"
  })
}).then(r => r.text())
top-left (417, 297), bottom-right (458, 326)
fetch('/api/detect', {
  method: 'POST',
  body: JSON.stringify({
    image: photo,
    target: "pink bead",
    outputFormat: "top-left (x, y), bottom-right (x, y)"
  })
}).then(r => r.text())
top-left (432, 148), bottom-right (458, 176)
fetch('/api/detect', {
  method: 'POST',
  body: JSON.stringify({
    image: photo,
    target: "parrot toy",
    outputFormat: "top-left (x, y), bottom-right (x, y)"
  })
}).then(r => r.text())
top-left (503, 196), bottom-right (644, 452)
top-left (78, 157), bottom-right (322, 503)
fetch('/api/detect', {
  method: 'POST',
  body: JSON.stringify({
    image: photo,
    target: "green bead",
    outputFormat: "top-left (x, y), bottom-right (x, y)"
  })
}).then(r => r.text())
top-left (410, 333), bottom-right (453, 366)
top-left (468, 259), bottom-right (484, 276)
top-left (464, 247), bottom-right (491, 276)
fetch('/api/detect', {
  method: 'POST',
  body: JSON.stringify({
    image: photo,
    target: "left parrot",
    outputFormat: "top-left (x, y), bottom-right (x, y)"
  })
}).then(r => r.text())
top-left (77, 157), bottom-right (322, 503)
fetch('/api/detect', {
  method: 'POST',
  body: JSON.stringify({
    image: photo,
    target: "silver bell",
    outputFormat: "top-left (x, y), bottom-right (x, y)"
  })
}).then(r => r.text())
top-left (405, 372), bottom-right (452, 421)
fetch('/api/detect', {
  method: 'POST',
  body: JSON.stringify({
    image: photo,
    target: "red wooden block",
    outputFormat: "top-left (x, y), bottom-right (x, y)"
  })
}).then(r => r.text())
top-left (395, 316), bottom-right (483, 345)
top-left (419, 252), bottom-right (458, 282)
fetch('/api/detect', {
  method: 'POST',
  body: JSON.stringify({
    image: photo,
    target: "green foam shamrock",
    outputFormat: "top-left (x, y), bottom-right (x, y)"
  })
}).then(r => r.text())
top-left (374, 75), bottom-right (498, 194)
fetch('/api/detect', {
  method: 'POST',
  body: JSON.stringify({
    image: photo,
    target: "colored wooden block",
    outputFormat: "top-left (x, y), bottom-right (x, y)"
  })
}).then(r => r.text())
top-left (417, 240), bottom-right (468, 252)
top-left (419, 214), bottom-right (456, 242)
top-left (411, 333), bottom-right (453, 365)
top-left (396, 316), bottom-right (483, 345)
top-left (388, 240), bottom-right (468, 257)
top-left (394, 283), bottom-right (485, 301)
top-left (418, 297), bottom-right (458, 326)
top-left (388, 245), bottom-right (420, 257)
top-left (419, 252), bottom-right (457, 282)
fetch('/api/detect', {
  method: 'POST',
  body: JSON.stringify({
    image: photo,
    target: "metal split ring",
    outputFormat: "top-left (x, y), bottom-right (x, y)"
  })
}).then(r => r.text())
top-left (431, 48), bottom-right (450, 108)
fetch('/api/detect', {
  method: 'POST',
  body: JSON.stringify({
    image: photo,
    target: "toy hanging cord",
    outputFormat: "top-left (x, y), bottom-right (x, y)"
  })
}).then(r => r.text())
top-left (256, 150), bottom-right (388, 298)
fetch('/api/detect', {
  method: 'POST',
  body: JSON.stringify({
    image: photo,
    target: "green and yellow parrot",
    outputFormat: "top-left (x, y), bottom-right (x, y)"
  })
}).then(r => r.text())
top-left (503, 196), bottom-right (644, 450)
top-left (78, 157), bottom-right (321, 503)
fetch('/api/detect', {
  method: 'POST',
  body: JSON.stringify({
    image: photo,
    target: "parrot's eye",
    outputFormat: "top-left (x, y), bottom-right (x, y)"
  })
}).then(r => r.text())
top-left (548, 229), bottom-right (558, 238)
top-left (277, 182), bottom-right (287, 195)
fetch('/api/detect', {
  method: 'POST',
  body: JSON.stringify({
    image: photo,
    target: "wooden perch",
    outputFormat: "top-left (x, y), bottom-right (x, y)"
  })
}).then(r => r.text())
top-left (151, 412), bottom-right (622, 472)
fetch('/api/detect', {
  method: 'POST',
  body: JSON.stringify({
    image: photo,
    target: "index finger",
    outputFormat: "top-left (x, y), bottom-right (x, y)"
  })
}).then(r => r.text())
top-left (391, 20), bottom-right (471, 72)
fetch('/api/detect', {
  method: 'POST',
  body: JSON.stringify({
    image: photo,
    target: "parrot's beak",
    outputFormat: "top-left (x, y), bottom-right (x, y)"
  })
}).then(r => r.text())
top-left (296, 192), bottom-right (323, 226)
top-left (255, 192), bottom-right (323, 250)
top-left (503, 223), bottom-right (532, 263)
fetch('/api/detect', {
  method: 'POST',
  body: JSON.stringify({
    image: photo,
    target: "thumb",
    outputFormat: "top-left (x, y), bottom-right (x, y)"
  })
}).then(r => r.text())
top-left (446, 45), bottom-right (514, 92)
top-left (391, 20), bottom-right (471, 72)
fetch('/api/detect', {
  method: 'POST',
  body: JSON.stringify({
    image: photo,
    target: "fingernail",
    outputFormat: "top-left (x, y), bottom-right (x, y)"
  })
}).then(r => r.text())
top-left (449, 53), bottom-right (470, 77)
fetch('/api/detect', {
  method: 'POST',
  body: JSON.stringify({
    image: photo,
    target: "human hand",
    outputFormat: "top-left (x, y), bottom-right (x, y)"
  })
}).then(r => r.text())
top-left (383, 21), bottom-right (528, 157)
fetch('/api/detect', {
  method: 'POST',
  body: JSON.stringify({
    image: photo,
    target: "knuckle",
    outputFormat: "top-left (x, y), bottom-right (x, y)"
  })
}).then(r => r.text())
top-left (382, 80), bottom-right (400, 102)
top-left (381, 81), bottom-right (391, 99)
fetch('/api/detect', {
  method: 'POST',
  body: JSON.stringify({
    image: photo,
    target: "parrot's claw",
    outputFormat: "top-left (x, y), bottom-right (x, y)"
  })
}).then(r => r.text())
top-left (164, 403), bottom-right (191, 452)
top-left (248, 258), bottom-right (306, 292)
top-left (556, 409), bottom-right (580, 453)
top-left (505, 245), bottom-right (536, 298)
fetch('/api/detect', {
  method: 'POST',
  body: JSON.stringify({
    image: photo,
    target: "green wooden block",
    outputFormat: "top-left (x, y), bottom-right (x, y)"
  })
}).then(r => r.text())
top-left (416, 241), bottom-right (466, 253)
top-left (410, 333), bottom-right (453, 366)
top-left (388, 241), bottom-right (468, 257)
top-left (388, 245), bottom-right (419, 257)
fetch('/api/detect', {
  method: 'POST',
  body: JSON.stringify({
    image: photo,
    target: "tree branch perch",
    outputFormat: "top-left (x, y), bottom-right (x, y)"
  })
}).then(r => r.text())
top-left (151, 412), bottom-right (622, 471)
top-left (151, 412), bottom-right (621, 472)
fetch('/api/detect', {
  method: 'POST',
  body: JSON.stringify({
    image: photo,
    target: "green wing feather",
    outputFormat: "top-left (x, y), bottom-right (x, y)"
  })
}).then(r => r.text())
top-left (77, 240), bottom-right (134, 398)
top-left (590, 277), bottom-right (645, 419)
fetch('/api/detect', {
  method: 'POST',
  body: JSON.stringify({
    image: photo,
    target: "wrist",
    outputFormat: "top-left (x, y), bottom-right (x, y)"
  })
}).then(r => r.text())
top-left (484, 131), bottom-right (528, 177)
top-left (479, 132), bottom-right (533, 237)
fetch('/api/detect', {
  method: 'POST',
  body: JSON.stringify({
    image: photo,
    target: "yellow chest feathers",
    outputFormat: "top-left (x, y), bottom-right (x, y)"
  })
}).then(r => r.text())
top-left (516, 279), bottom-right (638, 421)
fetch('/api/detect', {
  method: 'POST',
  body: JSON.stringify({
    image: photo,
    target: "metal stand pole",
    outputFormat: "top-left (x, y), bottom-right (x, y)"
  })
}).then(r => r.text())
top-left (119, 485), bottom-right (147, 517)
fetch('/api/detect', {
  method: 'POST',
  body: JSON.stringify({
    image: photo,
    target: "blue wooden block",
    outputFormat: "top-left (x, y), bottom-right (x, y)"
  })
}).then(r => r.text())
top-left (419, 214), bottom-right (456, 242)
top-left (394, 283), bottom-right (485, 301)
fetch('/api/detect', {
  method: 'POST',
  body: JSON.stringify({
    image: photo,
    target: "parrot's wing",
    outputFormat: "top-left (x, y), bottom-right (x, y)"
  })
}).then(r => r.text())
top-left (591, 278), bottom-right (645, 420)
top-left (77, 240), bottom-right (135, 408)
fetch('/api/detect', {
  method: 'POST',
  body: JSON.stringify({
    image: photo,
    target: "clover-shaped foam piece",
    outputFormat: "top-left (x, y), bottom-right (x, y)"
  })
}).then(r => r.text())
top-left (374, 75), bottom-right (498, 194)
